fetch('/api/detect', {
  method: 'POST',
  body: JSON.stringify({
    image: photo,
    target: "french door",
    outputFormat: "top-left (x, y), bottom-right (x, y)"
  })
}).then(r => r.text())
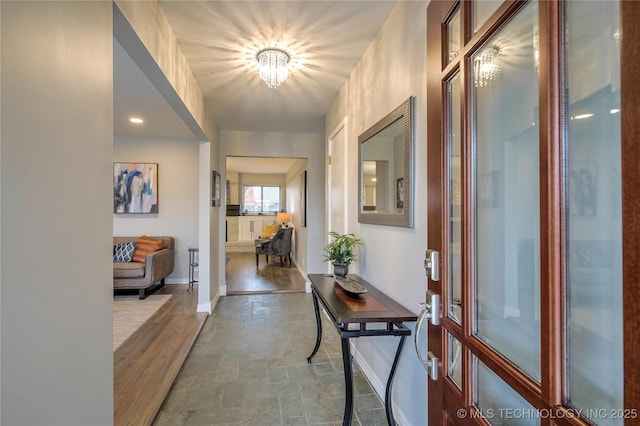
top-left (425, 0), bottom-right (640, 424)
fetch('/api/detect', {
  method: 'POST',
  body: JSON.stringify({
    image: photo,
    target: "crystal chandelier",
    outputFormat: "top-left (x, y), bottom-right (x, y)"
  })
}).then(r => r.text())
top-left (256, 48), bottom-right (290, 89)
top-left (474, 46), bottom-right (501, 88)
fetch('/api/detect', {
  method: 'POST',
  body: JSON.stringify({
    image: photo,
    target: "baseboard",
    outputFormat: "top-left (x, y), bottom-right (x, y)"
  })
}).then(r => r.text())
top-left (166, 278), bottom-right (187, 285)
top-left (210, 292), bottom-right (220, 311)
top-left (197, 292), bottom-right (219, 315)
top-left (220, 285), bottom-right (227, 296)
top-left (351, 344), bottom-right (411, 426)
top-left (291, 258), bottom-right (311, 293)
top-left (196, 301), bottom-right (211, 314)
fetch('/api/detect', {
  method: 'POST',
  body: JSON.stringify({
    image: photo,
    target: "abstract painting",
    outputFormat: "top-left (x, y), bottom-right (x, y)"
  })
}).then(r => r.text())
top-left (212, 170), bottom-right (221, 207)
top-left (113, 163), bottom-right (158, 213)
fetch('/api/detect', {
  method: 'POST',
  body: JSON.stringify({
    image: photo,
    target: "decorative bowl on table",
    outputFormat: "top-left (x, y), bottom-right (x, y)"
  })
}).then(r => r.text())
top-left (334, 276), bottom-right (368, 295)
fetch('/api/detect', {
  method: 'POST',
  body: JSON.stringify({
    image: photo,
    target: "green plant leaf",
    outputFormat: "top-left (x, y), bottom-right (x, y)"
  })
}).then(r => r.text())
top-left (323, 231), bottom-right (363, 264)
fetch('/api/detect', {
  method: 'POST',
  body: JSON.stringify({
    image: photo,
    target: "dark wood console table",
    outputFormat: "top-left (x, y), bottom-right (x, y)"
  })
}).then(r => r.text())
top-left (306, 274), bottom-right (417, 426)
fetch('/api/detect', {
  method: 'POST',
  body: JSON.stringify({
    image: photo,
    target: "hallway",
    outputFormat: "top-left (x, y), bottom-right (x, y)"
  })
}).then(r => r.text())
top-left (154, 293), bottom-right (387, 425)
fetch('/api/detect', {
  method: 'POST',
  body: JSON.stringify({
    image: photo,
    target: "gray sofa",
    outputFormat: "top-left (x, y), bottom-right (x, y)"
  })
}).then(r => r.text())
top-left (113, 236), bottom-right (175, 299)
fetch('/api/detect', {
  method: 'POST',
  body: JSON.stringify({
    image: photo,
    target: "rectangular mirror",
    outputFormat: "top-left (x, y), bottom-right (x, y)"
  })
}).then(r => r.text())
top-left (358, 96), bottom-right (414, 227)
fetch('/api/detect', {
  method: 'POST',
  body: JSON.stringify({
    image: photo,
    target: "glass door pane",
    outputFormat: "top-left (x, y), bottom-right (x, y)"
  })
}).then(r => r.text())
top-left (475, 358), bottom-right (539, 426)
top-left (564, 1), bottom-right (623, 423)
top-left (472, 0), bottom-right (541, 381)
top-left (447, 73), bottom-right (463, 324)
top-left (447, 5), bottom-right (461, 63)
top-left (447, 332), bottom-right (463, 389)
top-left (474, 0), bottom-right (503, 34)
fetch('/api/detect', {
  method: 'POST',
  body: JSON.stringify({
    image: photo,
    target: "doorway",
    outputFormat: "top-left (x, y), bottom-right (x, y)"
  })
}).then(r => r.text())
top-left (327, 119), bottom-right (348, 274)
top-left (224, 156), bottom-right (307, 294)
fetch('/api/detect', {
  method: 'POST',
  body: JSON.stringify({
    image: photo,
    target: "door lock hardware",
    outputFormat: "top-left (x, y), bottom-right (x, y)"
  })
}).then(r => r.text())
top-left (421, 351), bottom-right (439, 381)
top-left (414, 290), bottom-right (441, 381)
top-left (424, 249), bottom-right (440, 281)
top-left (418, 290), bottom-right (440, 326)
top-left (414, 309), bottom-right (440, 381)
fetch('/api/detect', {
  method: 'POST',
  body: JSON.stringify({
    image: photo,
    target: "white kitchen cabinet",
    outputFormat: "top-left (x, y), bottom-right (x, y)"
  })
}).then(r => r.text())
top-left (238, 217), bottom-right (277, 241)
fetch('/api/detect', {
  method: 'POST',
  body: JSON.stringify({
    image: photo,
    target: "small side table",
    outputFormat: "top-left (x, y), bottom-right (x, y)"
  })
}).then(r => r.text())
top-left (306, 274), bottom-right (417, 426)
top-left (188, 248), bottom-right (199, 292)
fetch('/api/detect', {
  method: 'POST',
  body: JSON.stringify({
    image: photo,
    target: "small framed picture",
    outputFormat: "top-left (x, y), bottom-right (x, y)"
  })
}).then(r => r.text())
top-left (569, 161), bottom-right (597, 216)
top-left (212, 170), bottom-right (221, 207)
top-left (396, 177), bottom-right (404, 209)
top-left (299, 171), bottom-right (307, 227)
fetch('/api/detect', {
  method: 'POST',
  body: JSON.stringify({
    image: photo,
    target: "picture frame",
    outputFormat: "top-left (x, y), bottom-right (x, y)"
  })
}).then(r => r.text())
top-left (569, 161), bottom-right (597, 215)
top-left (212, 170), bottom-right (221, 207)
top-left (478, 171), bottom-right (499, 208)
top-left (299, 171), bottom-right (307, 227)
top-left (396, 177), bottom-right (404, 209)
top-left (113, 162), bottom-right (158, 214)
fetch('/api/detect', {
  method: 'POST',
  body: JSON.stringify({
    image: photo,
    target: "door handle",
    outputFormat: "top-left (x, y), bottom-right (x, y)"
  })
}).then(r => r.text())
top-left (414, 290), bottom-right (440, 381)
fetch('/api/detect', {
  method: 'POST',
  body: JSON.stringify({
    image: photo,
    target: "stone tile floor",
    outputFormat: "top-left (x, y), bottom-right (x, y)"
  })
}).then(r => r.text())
top-left (154, 293), bottom-right (387, 426)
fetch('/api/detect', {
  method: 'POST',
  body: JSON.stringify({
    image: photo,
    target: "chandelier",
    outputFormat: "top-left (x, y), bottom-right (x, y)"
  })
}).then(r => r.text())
top-left (474, 46), bottom-right (501, 88)
top-left (256, 48), bottom-right (290, 89)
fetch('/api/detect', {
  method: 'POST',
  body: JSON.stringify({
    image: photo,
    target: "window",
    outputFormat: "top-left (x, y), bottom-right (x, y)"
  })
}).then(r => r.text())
top-left (243, 185), bottom-right (280, 213)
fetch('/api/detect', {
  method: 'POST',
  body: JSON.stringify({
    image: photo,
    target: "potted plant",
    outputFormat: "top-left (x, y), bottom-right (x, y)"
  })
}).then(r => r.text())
top-left (323, 231), bottom-right (363, 277)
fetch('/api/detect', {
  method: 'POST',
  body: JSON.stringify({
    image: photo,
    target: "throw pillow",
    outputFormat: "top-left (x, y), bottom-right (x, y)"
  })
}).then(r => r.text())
top-left (132, 235), bottom-right (164, 263)
top-left (113, 242), bottom-right (136, 263)
top-left (259, 223), bottom-right (281, 239)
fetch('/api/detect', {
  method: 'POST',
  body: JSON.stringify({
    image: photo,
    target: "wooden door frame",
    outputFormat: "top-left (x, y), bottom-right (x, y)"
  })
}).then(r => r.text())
top-left (621, 0), bottom-right (640, 413)
top-left (427, 0), bottom-right (640, 424)
top-left (426, 2), bottom-right (448, 424)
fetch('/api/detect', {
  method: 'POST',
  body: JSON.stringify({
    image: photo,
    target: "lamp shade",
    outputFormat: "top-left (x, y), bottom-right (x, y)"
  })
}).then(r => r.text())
top-left (277, 212), bottom-right (291, 224)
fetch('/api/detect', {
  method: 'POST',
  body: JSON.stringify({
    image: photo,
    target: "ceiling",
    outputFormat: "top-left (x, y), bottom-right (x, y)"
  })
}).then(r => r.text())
top-left (114, 0), bottom-right (399, 139)
top-left (226, 157), bottom-right (301, 174)
top-left (114, 40), bottom-right (196, 140)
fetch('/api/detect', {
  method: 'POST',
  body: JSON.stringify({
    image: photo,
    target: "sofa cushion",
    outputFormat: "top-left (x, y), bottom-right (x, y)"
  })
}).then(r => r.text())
top-left (114, 236), bottom-right (174, 249)
top-left (113, 262), bottom-right (145, 278)
top-left (132, 235), bottom-right (164, 263)
top-left (113, 242), bottom-right (136, 263)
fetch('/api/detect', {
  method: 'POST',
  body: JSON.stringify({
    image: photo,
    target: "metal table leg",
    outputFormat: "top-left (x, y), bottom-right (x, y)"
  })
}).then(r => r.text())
top-left (385, 335), bottom-right (407, 426)
top-left (341, 335), bottom-right (354, 426)
top-left (187, 248), bottom-right (198, 292)
top-left (307, 292), bottom-right (323, 363)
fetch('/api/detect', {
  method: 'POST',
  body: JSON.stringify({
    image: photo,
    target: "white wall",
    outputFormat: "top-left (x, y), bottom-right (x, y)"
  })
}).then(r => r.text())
top-left (1, 2), bottom-right (113, 424)
top-left (114, 137), bottom-right (199, 283)
top-left (220, 131), bottom-right (325, 291)
top-left (325, 2), bottom-right (429, 425)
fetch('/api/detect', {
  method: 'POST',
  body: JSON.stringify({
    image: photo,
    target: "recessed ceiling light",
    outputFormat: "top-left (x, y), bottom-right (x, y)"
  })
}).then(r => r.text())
top-left (610, 108), bottom-right (620, 114)
top-left (129, 117), bottom-right (144, 124)
top-left (573, 113), bottom-right (594, 120)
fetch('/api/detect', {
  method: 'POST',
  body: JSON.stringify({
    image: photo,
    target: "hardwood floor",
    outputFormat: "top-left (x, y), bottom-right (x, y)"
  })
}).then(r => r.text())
top-left (113, 284), bottom-right (207, 426)
top-left (225, 251), bottom-right (307, 294)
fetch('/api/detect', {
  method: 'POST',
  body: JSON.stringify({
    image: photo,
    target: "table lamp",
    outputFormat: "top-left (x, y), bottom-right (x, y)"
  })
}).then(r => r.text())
top-left (277, 212), bottom-right (291, 227)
